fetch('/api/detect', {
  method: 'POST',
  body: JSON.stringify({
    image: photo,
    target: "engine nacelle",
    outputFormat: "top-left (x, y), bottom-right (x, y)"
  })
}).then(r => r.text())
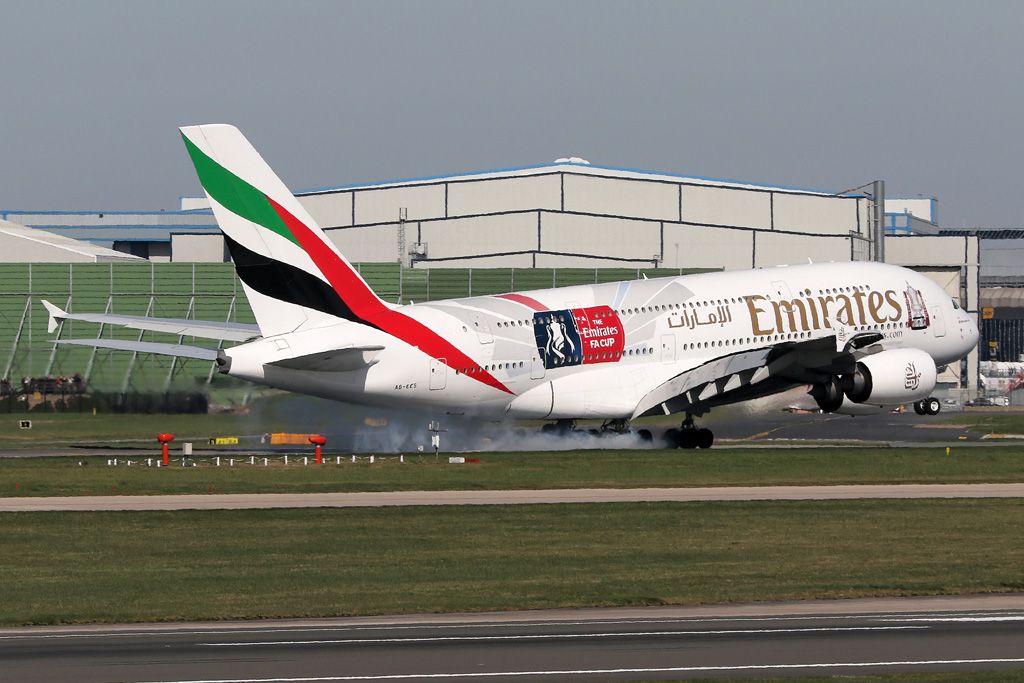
top-left (841, 348), bottom-right (936, 405)
top-left (831, 394), bottom-right (887, 415)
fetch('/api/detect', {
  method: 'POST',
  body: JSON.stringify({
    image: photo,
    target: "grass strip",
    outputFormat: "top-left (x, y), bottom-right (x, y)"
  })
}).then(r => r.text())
top-left (938, 412), bottom-right (1024, 435)
top-left (3, 446), bottom-right (1024, 497)
top-left (0, 413), bottom-right (270, 448)
top-left (2, 499), bottom-right (1023, 625)
top-left (683, 673), bottom-right (1024, 682)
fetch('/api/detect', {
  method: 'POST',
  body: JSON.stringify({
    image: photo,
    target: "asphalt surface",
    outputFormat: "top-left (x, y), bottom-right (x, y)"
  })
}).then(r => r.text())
top-left (4, 483), bottom-right (1024, 511)
top-left (3, 407), bottom-right (1019, 460)
top-left (709, 407), bottom-right (979, 442)
top-left (4, 595), bottom-right (1024, 682)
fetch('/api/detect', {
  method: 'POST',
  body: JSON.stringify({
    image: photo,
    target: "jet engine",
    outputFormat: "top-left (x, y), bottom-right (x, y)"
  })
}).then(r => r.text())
top-left (840, 348), bottom-right (936, 405)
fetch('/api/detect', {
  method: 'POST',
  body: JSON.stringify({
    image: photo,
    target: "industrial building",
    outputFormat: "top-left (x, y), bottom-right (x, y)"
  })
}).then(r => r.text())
top-left (1, 159), bottom-right (992, 402)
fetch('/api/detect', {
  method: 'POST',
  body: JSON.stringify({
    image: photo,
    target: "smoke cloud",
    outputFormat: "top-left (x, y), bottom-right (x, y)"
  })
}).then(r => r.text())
top-left (238, 393), bottom-right (656, 453)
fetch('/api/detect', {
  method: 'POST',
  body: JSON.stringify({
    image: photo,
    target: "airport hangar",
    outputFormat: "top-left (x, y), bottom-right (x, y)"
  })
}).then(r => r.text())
top-left (1, 160), bottom-right (980, 399)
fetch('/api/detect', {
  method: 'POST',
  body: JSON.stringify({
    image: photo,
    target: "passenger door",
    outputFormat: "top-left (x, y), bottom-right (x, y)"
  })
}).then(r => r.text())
top-left (429, 358), bottom-right (447, 390)
top-left (471, 314), bottom-right (493, 344)
top-left (929, 306), bottom-right (946, 337)
top-left (530, 357), bottom-right (546, 379)
top-left (660, 334), bottom-right (676, 363)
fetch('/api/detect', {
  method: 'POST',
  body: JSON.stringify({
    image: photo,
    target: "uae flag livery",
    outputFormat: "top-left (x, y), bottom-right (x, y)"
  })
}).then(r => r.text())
top-left (533, 305), bottom-right (625, 369)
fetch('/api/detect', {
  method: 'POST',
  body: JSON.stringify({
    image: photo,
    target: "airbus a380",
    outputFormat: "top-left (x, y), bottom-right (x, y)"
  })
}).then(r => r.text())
top-left (43, 125), bottom-right (979, 448)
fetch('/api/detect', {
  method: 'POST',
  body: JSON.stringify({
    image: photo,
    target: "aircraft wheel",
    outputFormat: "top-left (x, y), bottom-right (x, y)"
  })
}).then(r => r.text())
top-left (637, 429), bottom-right (653, 443)
top-left (925, 397), bottom-right (941, 415)
top-left (664, 428), bottom-right (681, 448)
top-left (913, 400), bottom-right (926, 415)
top-left (696, 428), bottom-right (714, 449)
top-left (678, 430), bottom-right (698, 449)
top-left (541, 423), bottom-right (557, 435)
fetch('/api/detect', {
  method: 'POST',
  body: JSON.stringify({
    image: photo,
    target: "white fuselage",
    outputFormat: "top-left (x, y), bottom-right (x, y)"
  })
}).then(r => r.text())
top-left (222, 261), bottom-right (978, 419)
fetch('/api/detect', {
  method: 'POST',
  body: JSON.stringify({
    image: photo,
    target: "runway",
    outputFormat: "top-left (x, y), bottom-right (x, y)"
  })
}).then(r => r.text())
top-left (4, 595), bottom-right (1024, 682)
top-left (3, 482), bottom-right (1024, 511)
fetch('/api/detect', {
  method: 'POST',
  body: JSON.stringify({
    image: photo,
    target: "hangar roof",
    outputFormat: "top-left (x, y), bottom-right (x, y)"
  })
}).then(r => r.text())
top-left (297, 161), bottom-right (861, 198)
top-left (981, 287), bottom-right (1024, 307)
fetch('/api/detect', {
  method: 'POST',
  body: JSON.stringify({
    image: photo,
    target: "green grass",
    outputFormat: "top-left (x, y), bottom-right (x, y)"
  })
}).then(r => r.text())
top-left (940, 411), bottom-right (1024, 435)
top-left (0, 412), bottom-right (292, 449)
top-left (686, 674), bottom-right (1024, 683)
top-left (2, 499), bottom-right (1023, 625)
top-left (2, 446), bottom-right (1024, 497)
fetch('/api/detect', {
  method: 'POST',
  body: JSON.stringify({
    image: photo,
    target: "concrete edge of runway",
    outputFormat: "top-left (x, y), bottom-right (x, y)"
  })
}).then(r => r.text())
top-left (3, 483), bottom-right (1024, 511)
top-left (4, 593), bottom-right (1024, 637)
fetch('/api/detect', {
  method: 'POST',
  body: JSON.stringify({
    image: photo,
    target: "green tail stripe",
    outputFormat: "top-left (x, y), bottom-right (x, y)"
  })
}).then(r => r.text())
top-left (181, 134), bottom-right (300, 247)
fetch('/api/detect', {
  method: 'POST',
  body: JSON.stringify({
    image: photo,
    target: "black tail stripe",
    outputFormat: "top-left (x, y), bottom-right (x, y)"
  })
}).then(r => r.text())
top-left (225, 235), bottom-right (367, 326)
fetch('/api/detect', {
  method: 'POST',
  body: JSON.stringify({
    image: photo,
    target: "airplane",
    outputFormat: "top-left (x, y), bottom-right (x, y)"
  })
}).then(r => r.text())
top-left (42, 124), bottom-right (980, 448)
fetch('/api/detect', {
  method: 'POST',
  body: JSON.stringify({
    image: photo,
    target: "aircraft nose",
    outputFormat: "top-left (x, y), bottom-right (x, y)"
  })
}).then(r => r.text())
top-left (964, 314), bottom-right (980, 352)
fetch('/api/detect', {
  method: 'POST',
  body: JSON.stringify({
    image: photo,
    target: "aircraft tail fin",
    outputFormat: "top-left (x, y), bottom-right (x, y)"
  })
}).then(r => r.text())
top-left (179, 124), bottom-right (388, 337)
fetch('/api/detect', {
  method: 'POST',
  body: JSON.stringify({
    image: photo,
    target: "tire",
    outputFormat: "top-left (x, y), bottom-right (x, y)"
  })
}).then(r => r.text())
top-left (811, 378), bottom-right (843, 413)
top-left (913, 400), bottom-right (926, 416)
top-left (541, 423), bottom-right (557, 435)
top-left (925, 397), bottom-right (941, 415)
top-left (678, 430), bottom-right (698, 449)
top-left (637, 429), bottom-right (653, 443)
top-left (664, 428), bottom-right (681, 448)
top-left (696, 428), bottom-right (714, 449)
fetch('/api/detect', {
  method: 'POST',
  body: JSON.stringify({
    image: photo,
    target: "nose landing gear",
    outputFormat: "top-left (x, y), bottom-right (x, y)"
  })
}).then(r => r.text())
top-left (664, 414), bottom-right (714, 449)
top-left (913, 397), bottom-right (941, 415)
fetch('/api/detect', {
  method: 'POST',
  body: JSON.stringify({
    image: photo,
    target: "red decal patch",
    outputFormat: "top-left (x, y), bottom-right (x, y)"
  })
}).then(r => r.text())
top-left (533, 305), bottom-right (624, 369)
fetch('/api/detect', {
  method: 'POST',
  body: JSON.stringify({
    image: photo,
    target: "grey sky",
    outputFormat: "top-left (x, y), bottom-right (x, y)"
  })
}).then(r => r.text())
top-left (1, 0), bottom-right (1021, 228)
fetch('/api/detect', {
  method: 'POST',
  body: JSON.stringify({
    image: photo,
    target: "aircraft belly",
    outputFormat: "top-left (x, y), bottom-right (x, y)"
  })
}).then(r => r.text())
top-left (506, 365), bottom-right (651, 419)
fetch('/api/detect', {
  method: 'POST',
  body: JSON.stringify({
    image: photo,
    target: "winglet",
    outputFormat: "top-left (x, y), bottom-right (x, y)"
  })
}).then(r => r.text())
top-left (41, 299), bottom-right (67, 334)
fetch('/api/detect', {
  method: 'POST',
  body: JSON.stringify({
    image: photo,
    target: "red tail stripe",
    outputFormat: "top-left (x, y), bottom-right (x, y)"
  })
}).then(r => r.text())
top-left (266, 197), bottom-right (512, 395)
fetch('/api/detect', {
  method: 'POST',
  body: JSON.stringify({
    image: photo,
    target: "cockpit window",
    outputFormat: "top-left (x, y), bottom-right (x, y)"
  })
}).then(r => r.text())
top-left (951, 298), bottom-right (960, 310)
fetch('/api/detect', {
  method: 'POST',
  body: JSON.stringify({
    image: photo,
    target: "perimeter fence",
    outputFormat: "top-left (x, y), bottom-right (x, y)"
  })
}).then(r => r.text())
top-left (0, 262), bottom-right (712, 405)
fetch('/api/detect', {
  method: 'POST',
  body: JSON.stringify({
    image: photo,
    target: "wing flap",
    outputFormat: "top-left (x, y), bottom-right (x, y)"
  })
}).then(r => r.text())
top-left (41, 299), bottom-right (259, 341)
top-left (632, 333), bottom-right (867, 419)
top-left (632, 348), bottom-right (773, 419)
top-left (57, 338), bottom-right (220, 361)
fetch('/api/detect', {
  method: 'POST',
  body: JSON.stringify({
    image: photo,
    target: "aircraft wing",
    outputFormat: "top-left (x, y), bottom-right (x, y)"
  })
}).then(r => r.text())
top-left (41, 299), bottom-right (260, 342)
top-left (632, 332), bottom-right (879, 419)
top-left (56, 338), bottom-right (221, 361)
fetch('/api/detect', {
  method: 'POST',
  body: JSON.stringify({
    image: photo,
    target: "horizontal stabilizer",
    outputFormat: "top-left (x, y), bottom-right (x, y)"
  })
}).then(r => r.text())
top-left (267, 345), bottom-right (384, 373)
top-left (57, 339), bottom-right (220, 361)
top-left (40, 299), bottom-right (259, 341)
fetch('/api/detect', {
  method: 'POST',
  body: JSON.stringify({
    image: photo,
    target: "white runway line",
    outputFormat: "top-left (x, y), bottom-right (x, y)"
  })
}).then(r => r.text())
top-left (128, 657), bottom-right (1024, 682)
top-left (197, 625), bottom-right (926, 647)
top-left (2, 609), bottom-right (1021, 640)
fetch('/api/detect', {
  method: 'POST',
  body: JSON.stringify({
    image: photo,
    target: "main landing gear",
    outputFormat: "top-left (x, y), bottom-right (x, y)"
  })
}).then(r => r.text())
top-left (664, 414), bottom-right (714, 449)
top-left (913, 397), bottom-right (942, 416)
top-left (539, 419), bottom-right (654, 442)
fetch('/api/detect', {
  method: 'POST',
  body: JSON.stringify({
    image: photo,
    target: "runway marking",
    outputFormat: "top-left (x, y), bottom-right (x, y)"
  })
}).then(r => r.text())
top-left (197, 625), bottom-right (926, 647)
top-left (127, 657), bottom-right (1024, 682)
top-left (2, 611), bottom-right (1021, 640)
